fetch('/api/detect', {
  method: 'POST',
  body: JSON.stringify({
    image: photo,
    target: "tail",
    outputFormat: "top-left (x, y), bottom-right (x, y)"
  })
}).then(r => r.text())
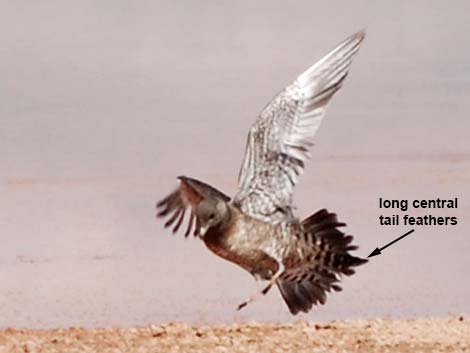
top-left (277, 209), bottom-right (367, 315)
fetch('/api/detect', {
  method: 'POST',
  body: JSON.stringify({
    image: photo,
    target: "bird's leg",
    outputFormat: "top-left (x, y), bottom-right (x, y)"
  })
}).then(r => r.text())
top-left (237, 263), bottom-right (285, 311)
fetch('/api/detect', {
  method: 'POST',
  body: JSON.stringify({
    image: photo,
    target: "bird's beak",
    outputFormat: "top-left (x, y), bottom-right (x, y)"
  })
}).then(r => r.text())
top-left (199, 225), bottom-right (208, 237)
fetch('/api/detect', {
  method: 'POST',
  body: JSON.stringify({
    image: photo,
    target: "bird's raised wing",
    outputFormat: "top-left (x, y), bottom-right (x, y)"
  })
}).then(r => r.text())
top-left (156, 176), bottom-right (230, 237)
top-left (233, 31), bottom-right (365, 223)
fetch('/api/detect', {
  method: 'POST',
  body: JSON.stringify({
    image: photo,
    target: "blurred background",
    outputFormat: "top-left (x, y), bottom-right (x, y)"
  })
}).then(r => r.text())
top-left (1, 0), bottom-right (469, 328)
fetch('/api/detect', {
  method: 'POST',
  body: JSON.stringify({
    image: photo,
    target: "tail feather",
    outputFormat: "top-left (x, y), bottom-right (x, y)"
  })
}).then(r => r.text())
top-left (278, 208), bottom-right (367, 315)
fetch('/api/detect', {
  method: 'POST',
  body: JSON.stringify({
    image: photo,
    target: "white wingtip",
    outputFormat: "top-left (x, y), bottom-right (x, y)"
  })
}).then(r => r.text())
top-left (297, 30), bottom-right (366, 85)
top-left (350, 29), bottom-right (366, 41)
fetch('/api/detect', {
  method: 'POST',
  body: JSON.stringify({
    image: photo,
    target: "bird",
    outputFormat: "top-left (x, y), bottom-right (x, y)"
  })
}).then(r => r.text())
top-left (156, 31), bottom-right (367, 315)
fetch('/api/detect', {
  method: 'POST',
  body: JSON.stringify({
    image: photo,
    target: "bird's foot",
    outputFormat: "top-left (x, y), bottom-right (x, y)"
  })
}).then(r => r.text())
top-left (236, 262), bottom-right (284, 311)
top-left (237, 301), bottom-right (249, 311)
top-left (236, 282), bottom-right (274, 311)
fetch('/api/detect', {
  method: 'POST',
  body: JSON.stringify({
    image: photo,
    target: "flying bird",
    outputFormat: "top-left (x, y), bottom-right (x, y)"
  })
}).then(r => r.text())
top-left (156, 31), bottom-right (367, 315)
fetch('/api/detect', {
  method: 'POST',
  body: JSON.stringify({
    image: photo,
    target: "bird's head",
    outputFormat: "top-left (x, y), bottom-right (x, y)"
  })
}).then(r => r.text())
top-left (195, 199), bottom-right (228, 236)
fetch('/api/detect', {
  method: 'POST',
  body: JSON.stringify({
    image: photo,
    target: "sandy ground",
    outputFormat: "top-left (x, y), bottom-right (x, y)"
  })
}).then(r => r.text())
top-left (1, 316), bottom-right (468, 353)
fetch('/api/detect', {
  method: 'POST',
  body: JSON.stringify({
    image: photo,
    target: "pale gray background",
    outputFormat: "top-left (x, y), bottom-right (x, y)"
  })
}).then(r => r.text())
top-left (1, 1), bottom-right (469, 328)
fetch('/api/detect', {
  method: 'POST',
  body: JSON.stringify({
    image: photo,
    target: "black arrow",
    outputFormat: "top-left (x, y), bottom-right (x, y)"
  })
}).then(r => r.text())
top-left (368, 229), bottom-right (415, 258)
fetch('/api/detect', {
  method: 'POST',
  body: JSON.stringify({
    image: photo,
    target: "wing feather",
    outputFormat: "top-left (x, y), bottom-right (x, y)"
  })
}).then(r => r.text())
top-left (234, 31), bottom-right (365, 223)
top-left (156, 176), bottom-right (230, 238)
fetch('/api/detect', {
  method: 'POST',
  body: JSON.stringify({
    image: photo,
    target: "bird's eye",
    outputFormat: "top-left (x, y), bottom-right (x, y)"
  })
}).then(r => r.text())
top-left (209, 213), bottom-right (215, 220)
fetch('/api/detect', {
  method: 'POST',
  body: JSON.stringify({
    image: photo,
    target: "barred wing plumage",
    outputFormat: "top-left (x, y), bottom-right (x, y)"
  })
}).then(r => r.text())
top-left (234, 31), bottom-right (365, 223)
top-left (156, 176), bottom-right (230, 237)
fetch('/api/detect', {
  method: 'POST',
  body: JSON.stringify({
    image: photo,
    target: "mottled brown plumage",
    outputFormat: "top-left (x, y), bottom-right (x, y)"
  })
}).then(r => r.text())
top-left (156, 31), bottom-right (367, 314)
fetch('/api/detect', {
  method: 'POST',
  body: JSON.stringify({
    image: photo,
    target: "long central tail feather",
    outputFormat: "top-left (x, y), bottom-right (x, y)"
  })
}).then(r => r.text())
top-left (278, 209), bottom-right (367, 315)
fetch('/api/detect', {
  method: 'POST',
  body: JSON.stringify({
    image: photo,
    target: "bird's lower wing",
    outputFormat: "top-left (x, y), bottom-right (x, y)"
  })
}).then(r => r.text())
top-left (156, 176), bottom-right (230, 237)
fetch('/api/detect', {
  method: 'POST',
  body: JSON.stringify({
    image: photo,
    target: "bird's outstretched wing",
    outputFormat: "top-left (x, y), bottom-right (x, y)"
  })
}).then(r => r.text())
top-left (156, 176), bottom-right (230, 237)
top-left (233, 31), bottom-right (365, 223)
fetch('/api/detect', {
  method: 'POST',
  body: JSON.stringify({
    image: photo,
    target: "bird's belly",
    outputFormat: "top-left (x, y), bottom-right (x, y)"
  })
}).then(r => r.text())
top-left (207, 243), bottom-right (278, 280)
top-left (203, 231), bottom-right (278, 280)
